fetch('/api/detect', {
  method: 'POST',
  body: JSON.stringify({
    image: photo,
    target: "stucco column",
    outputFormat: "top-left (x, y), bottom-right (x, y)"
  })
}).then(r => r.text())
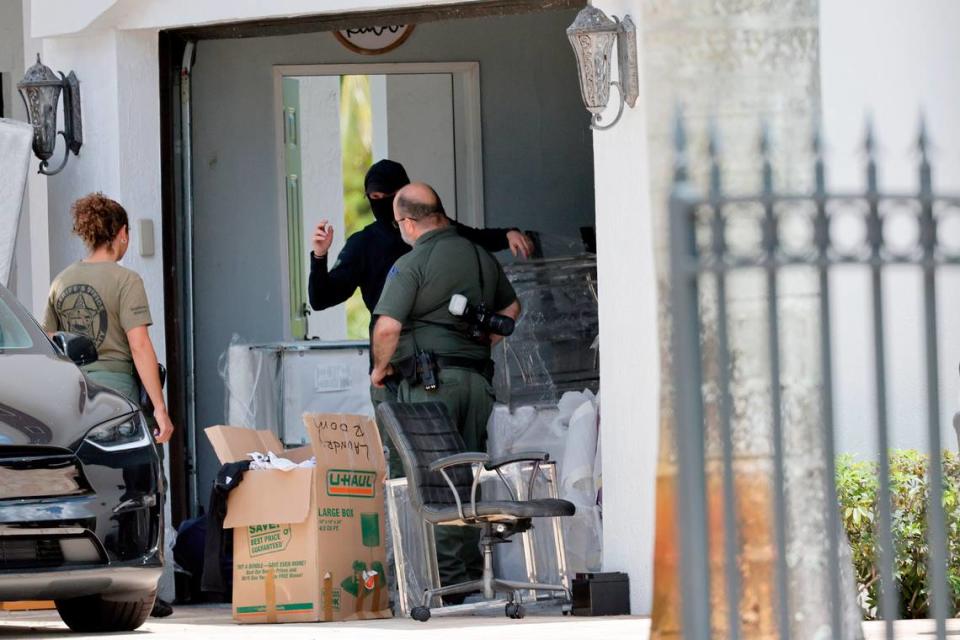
top-left (639, 1), bottom-right (864, 638)
top-left (113, 29), bottom-right (165, 361)
top-left (590, 0), bottom-right (661, 617)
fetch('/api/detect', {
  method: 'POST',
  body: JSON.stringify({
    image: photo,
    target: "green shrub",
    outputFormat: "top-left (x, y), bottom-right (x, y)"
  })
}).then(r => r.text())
top-left (836, 449), bottom-right (960, 619)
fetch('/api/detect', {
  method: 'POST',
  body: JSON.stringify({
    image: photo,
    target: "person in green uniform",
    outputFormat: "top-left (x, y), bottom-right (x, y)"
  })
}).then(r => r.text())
top-left (370, 182), bottom-right (521, 597)
top-left (309, 159), bottom-right (533, 479)
top-left (42, 193), bottom-right (175, 617)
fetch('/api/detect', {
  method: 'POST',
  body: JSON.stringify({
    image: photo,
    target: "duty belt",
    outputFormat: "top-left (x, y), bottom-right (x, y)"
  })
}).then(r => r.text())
top-left (396, 354), bottom-right (494, 384)
top-left (434, 356), bottom-right (495, 382)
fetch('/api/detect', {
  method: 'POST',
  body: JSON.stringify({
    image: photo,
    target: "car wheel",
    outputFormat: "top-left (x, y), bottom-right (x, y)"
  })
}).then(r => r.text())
top-left (55, 590), bottom-right (156, 632)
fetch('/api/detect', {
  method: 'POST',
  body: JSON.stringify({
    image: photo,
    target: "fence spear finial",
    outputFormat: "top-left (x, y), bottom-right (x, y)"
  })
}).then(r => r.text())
top-left (917, 111), bottom-right (930, 162)
top-left (708, 116), bottom-right (721, 197)
top-left (917, 111), bottom-right (932, 196)
top-left (864, 113), bottom-right (877, 159)
top-left (863, 113), bottom-right (879, 194)
top-left (760, 118), bottom-right (773, 194)
top-left (812, 114), bottom-right (823, 158)
top-left (673, 103), bottom-right (689, 183)
top-left (812, 114), bottom-right (826, 196)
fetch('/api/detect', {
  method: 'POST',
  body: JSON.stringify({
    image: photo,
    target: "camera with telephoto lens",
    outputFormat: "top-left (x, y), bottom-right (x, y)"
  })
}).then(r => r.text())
top-left (448, 294), bottom-right (515, 343)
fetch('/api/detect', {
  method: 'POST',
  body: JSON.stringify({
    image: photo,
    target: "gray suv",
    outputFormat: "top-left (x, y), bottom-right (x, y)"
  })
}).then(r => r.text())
top-left (0, 284), bottom-right (163, 632)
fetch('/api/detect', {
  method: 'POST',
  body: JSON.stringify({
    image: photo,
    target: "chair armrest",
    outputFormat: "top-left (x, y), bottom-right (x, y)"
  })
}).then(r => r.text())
top-left (428, 452), bottom-right (490, 473)
top-left (483, 451), bottom-right (550, 471)
top-left (427, 453), bottom-right (490, 524)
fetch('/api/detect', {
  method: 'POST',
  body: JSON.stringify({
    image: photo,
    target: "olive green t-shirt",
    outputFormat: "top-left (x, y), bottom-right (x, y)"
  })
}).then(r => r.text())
top-left (374, 226), bottom-right (517, 363)
top-left (42, 261), bottom-right (152, 363)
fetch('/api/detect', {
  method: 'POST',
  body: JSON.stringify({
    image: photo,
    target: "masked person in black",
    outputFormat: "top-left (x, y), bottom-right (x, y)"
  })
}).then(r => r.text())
top-left (308, 160), bottom-right (532, 477)
top-left (308, 160), bottom-right (532, 317)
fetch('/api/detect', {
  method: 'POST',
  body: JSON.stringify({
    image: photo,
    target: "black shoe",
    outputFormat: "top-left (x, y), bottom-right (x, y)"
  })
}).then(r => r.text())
top-left (150, 598), bottom-right (174, 618)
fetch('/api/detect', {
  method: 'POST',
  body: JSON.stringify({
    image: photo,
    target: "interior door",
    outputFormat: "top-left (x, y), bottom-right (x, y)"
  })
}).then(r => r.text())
top-left (282, 78), bottom-right (308, 339)
top-left (382, 74), bottom-right (458, 219)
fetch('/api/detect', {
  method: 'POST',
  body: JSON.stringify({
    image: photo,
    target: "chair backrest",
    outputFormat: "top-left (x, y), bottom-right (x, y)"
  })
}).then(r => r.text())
top-left (376, 401), bottom-right (474, 512)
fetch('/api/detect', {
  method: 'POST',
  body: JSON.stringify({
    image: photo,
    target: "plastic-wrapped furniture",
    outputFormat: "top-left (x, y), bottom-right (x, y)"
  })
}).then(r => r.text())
top-left (386, 461), bottom-right (570, 615)
top-left (492, 256), bottom-right (598, 408)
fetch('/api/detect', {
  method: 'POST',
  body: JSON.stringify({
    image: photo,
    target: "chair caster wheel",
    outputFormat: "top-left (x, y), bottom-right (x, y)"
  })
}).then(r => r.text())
top-left (505, 603), bottom-right (525, 619)
top-left (411, 606), bottom-right (431, 622)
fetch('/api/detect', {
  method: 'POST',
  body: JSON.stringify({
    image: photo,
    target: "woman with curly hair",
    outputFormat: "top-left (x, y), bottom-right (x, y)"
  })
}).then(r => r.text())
top-left (42, 192), bottom-right (175, 444)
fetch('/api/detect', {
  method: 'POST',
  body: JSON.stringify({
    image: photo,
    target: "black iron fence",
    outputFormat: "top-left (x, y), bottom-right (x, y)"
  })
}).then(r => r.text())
top-left (669, 112), bottom-right (960, 639)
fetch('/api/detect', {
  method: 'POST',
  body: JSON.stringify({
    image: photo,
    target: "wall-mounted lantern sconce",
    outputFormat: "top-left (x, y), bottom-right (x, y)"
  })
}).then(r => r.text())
top-left (17, 55), bottom-right (82, 176)
top-left (566, 5), bottom-right (639, 131)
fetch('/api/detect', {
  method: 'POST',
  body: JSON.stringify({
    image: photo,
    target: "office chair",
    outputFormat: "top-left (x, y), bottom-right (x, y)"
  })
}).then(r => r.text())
top-left (376, 401), bottom-right (575, 621)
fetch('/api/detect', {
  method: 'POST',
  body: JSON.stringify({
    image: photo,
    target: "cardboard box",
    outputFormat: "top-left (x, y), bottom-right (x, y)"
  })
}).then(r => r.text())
top-left (205, 413), bottom-right (390, 624)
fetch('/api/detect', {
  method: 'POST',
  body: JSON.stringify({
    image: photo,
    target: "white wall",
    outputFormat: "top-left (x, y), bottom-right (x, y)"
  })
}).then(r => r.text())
top-left (821, 0), bottom-right (960, 456)
top-left (39, 29), bottom-right (165, 358)
top-left (42, 31), bottom-right (121, 276)
top-left (590, 0), bottom-right (659, 616)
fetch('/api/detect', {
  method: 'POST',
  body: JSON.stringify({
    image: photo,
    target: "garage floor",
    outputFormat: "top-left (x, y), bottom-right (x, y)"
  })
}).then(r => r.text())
top-left (1, 605), bottom-right (958, 638)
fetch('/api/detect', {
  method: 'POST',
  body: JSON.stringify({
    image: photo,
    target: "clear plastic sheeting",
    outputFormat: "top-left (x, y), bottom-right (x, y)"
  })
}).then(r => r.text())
top-left (488, 405), bottom-right (563, 463)
top-left (487, 391), bottom-right (603, 574)
top-left (386, 462), bottom-right (569, 616)
top-left (219, 334), bottom-right (275, 429)
top-left (219, 336), bottom-right (373, 443)
top-left (500, 232), bottom-right (590, 266)
top-left (492, 255), bottom-right (598, 408)
top-left (385, 478), bottom-right (440, 615)
top-left (487, 462), bottom-right (569, 602)
top-left (0, 119), bottom-right (32, 287)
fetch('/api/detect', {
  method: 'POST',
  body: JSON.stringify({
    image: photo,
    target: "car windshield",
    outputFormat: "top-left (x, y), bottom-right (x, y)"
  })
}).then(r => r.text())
top-left (0, 297), bottom-right (33, 350)
top-left (0, 285), bottom-right (53, 355)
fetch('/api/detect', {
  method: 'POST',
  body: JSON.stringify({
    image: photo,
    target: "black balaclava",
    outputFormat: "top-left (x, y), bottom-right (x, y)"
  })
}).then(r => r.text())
top-left (364, 159), bottom-right (410, 224)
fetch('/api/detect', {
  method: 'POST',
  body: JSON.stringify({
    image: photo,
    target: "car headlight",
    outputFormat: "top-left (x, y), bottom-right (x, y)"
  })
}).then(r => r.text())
top-left (84, 413), bottom-right (152, 451)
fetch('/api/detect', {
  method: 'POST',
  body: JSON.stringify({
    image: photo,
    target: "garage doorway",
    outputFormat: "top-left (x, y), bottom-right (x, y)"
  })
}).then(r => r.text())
top-left (160, 3), bottom-right (595, 520)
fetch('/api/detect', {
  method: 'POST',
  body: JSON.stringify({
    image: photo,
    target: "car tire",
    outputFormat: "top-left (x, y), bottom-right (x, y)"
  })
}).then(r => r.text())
top-left (55, 590), bottom-right (157, 632)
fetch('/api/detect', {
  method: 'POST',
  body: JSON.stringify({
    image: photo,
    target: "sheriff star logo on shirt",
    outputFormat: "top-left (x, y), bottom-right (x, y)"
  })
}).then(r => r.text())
top-left (56, 284), bottom-right (108, 347)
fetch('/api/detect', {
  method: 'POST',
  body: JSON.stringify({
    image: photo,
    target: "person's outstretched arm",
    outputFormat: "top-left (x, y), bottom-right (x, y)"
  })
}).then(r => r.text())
top-left (308, 220), bottom-right (363, 310)
top-left (453, 221), bottom-right (534, 258)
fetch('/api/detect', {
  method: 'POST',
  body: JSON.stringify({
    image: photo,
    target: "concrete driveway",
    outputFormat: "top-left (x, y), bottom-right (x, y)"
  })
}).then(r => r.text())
top-left (0, 604), bottom-right (647, 639)
top-left (2, 605), bottom-right (957, 639)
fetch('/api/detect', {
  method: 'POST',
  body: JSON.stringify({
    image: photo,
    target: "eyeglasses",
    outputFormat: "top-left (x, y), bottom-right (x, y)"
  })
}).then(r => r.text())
top-left (392, 217), bottom-right (412, 229)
